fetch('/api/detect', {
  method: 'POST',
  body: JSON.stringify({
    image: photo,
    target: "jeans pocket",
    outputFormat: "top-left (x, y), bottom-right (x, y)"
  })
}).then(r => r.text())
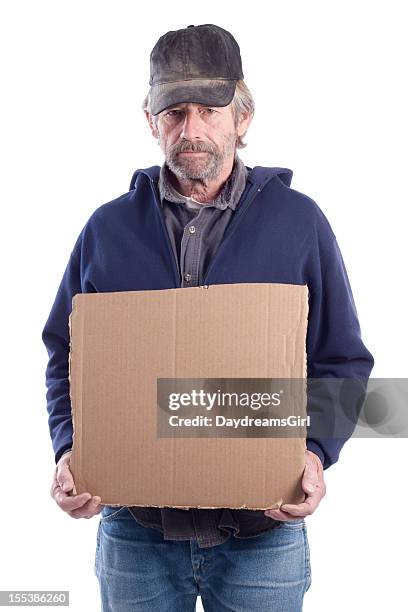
top-left (100, 505), bottom-right (128, 522)
top-left (279, 518), bottom-right (305, 529)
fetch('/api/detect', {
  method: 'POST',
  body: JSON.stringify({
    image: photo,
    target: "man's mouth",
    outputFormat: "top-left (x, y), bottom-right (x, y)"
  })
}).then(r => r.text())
top-left (178, 151), bottom-right (208, 155)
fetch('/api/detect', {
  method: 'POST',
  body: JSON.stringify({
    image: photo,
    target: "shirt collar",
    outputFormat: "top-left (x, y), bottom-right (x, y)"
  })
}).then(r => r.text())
top-left (157, 154), bottom-right (248, 211)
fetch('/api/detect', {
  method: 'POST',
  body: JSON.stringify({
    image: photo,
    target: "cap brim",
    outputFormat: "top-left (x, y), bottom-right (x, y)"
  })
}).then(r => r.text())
top-left (149, 79), bottom-right (237, 116)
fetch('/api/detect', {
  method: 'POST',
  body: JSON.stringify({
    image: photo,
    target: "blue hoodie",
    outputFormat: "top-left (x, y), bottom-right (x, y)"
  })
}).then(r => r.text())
top-left (41, 164), bottom-right (374, 468)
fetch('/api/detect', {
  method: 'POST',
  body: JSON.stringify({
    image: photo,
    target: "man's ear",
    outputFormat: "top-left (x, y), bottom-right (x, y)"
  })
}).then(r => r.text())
top-left (236, 110), bottom-right (253, 139)
top-left (145, 110), bottom-right (159, 139)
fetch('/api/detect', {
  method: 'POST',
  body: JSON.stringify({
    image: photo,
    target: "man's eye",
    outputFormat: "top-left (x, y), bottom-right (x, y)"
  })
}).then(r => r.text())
top-left (166, 110), bottom-right (181, 117)
top-left (204, 108), bottom-right (216, 114)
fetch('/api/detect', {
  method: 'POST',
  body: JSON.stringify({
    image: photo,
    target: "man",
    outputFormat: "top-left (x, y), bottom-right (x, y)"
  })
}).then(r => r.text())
top-left (43, 24), bottom-right (374, 611)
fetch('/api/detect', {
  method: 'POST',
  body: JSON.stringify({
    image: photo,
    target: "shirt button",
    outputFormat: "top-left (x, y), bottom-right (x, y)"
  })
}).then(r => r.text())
top-left (184, 273), bottom-right (192, 282)
top-left (188, 225), bottom-right (196, 234)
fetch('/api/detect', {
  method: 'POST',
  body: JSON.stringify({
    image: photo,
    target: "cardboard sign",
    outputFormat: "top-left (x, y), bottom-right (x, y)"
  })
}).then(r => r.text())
top-left (68, 282), bottom-right (309, 510)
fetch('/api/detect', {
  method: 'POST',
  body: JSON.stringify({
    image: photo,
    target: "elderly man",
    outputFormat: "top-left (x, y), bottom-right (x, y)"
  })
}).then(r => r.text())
top-left (43, 24), bottom-right (374, 612)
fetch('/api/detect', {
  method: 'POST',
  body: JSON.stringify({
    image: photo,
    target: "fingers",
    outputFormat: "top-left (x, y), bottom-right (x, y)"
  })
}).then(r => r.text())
top-left (301, 451), bottom-right (326, 497)
top-left (302, 458), bottom-right (320, 493)
top-left (280, 495), bottom-right (319, 516)
top-left (56, 453), bottom-right (74, 493)
top-left (50, 472), bottom-right (102, 519)
top-left (265, 496), bottom-right (314, 520)
top-left (264, 451), bottom-right (327, 521)
top-left (52, 478), bottom-right (91, 510)
top-left (69, 497), bottom-right (103, 520)
top-left (265, 506), bottom-right (304, 521)
top-left (50, 452), bottom-right (102, 519)
top-left (279, 478), bottom-right (326, 517)
top-left (302, 477), bottom-right (326, 501)
top-left (303, 463), bottom-right (317, 493)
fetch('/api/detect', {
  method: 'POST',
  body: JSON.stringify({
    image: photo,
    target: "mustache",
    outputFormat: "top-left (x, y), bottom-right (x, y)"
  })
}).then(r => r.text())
top-left (170, 140), bottom-right (215, 154)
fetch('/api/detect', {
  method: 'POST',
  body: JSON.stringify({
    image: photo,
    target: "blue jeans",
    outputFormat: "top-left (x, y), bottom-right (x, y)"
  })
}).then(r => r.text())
top-left (95, 505), bottom-right (312, 611)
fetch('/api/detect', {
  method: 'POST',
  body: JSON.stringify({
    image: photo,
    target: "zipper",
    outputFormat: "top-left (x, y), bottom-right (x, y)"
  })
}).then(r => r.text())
top-left (148, 176), bottom-right (264, 289)
top-left (202, 182), bottom-right (262, 285)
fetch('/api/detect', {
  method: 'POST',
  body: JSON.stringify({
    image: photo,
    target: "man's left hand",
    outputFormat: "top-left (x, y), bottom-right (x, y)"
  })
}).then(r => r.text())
top-left (264, 450), bottom-right (326, 521)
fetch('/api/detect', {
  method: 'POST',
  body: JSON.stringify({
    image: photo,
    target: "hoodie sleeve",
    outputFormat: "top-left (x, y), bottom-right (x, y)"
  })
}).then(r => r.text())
top-left (41, 231), bottom-right (84, 464)
top-left (304, 209), bottom-right (375, 469)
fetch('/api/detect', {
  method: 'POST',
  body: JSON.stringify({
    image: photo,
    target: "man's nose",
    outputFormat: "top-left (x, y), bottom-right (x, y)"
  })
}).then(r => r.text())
top-left (180, 111), bottom-right (204, 140)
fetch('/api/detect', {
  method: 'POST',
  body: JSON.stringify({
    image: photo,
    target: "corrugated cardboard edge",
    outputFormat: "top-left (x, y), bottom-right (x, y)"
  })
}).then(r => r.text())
top-left (68, 293), bottom-right (86, 496)
top-left (102, 502), bottom-right (285, 510)
top-left (299, 284), bottom-right (309, 507)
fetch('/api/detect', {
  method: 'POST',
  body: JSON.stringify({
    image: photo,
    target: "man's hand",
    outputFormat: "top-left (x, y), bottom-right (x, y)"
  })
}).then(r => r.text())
top-left (50, 451), bottom-right (103, 519)
top-left (264, 449), bottom-right (326, 521)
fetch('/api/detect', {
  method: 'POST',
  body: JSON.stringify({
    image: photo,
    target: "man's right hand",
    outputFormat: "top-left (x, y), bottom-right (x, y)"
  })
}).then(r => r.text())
top-left (50, 451), bottom-right (103, 519)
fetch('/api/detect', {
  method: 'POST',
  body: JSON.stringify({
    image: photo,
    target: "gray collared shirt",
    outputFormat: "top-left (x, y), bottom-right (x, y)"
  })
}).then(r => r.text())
top-left (157, 155), bottom-right (248, 286)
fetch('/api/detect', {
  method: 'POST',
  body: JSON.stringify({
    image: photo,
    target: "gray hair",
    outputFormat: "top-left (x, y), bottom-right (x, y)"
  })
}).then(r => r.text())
top-left (142, 79), bottom-right (255, 149)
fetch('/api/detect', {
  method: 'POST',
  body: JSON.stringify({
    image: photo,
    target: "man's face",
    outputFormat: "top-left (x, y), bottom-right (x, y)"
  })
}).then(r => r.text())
top-left (147, 102), bottom-right (239, 182)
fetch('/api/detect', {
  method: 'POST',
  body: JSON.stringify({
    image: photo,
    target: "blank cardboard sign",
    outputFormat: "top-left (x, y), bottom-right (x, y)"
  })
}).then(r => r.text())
top-left (68, 282), bottom-right (309, 510)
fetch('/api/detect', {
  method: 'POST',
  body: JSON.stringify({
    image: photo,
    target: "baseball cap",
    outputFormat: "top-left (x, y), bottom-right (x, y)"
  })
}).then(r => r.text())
top-left (148, 24), bottom-right (244, 116)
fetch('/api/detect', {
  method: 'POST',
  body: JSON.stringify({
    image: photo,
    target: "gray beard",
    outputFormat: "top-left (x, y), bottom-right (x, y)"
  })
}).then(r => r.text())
top-left (163, 134), bottom-right (237, 183)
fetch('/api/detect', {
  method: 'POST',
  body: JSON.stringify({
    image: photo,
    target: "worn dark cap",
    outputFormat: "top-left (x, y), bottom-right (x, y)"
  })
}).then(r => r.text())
top-left (148, 24), bottom-right (244, 115)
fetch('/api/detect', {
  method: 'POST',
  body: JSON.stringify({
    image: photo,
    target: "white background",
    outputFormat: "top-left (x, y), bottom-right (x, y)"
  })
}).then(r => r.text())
top-left (1, 1), bottom-right (407, 610)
